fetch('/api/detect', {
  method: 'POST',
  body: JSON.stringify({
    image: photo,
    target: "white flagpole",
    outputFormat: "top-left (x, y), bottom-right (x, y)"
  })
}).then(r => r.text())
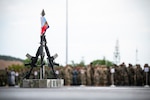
top-left (66, 0), bottom-right (68, 66)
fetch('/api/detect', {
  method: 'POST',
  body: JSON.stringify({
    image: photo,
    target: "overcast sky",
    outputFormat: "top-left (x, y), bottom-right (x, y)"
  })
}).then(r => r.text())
top-left (0, 0), bottom-right (150, 66)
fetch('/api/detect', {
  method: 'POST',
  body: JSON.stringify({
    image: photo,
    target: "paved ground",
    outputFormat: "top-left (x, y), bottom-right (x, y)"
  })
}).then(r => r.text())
top-left (0, 86), bottom-right (150, 100)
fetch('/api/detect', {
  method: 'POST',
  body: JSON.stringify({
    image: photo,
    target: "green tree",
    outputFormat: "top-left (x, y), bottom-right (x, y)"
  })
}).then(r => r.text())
top-left (77, 60), bottom-right (85, 67)
top-left (70, 59), bottom-right (85, 67)
top-left (91, 58), bottom-right (113, 67)
top-left (8, 64), bottom-right (24, 72)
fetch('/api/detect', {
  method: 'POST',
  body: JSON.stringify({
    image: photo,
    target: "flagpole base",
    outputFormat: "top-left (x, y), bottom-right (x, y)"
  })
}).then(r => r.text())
top-left (22, 79), bottom-right (64, 88)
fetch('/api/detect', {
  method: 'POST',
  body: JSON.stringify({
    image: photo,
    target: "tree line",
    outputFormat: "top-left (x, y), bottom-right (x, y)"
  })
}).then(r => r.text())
top-left (0, 55), bottom-right (23, 62)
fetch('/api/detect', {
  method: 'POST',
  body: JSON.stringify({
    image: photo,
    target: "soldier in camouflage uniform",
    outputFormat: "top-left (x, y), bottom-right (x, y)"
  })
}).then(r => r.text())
top-left (119, 64), bottom-right (123, 85)
top-left (135, 64), bottom-right (143, 86)
top-left (4, 68), bottom-right (9, 86)
top-left (79, 67), bottom-right (87, 85)
top-left (107, 66), bottom-right (111, 86)
top-left (90, 63), bottom-right (94, 85)
top-left (86, 65), bottom-right (91, 86)
top-left (72, 67), bottom-right (79, 85)
top-left (120, 63), bottom-right (129, 86)
top-left (89, 65), bottom-right (108, 86)
top-left (102, 66), bottom-right (108, 86)
top-left (127, 64), bottom-right (135, 86)
top-left (64, 65), bottom-right (73, 86)
top-left (93, 66), bottom-right (100, 86)
top-left (114, 64), bottom-right (121, 85)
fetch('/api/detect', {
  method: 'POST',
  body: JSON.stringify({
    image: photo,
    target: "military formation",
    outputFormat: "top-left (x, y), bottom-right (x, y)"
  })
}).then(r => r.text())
top-left (0, 63), bottom-right (150, 87)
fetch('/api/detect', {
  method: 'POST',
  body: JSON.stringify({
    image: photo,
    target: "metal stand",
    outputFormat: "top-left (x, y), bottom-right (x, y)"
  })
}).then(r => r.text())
top-left (111, 73), bottom-right (115, 87)
top-left (144, 72), bottom-right (149, 88)
top-left (24, 34), bottom-right (59, 79)
top-left (144, 67), bottom-right (149, 88)
top-left (110, 68), bottom-right (115, 87)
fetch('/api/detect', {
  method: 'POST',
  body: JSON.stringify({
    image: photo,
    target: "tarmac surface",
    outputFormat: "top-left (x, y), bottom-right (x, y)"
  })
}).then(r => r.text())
top-left (0, 86), bottom-right (150, 100)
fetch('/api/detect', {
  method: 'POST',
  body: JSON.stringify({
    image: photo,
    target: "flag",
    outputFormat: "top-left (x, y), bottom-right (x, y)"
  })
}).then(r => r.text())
top-left (41, 9), bottom-right (49, 35)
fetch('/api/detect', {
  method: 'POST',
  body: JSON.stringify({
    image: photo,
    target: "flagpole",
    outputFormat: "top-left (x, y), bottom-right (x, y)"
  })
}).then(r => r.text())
top-left (66, 0), bottom-right (68, 66)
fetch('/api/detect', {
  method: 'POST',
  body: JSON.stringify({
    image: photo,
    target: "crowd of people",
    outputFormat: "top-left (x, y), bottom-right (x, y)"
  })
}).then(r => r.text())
top-left (61, 63), bottom-right (150, 86)
top-left (0, 63), bottom-right (150, 87)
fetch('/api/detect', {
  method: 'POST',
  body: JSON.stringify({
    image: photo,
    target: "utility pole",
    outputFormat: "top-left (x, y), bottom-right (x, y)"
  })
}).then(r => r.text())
top-left (66, 0), bottom-right (68, 66)
top-left (113, 39), bottom-right (120, 65)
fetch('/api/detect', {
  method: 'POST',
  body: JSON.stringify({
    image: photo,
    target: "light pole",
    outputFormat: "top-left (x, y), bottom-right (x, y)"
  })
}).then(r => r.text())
top-left (66, 0), bottom-right (68, 66)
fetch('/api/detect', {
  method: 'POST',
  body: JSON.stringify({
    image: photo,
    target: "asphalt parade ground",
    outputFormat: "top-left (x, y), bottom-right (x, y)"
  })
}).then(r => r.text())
top-left (0, 86), bottom-right (150, 100)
